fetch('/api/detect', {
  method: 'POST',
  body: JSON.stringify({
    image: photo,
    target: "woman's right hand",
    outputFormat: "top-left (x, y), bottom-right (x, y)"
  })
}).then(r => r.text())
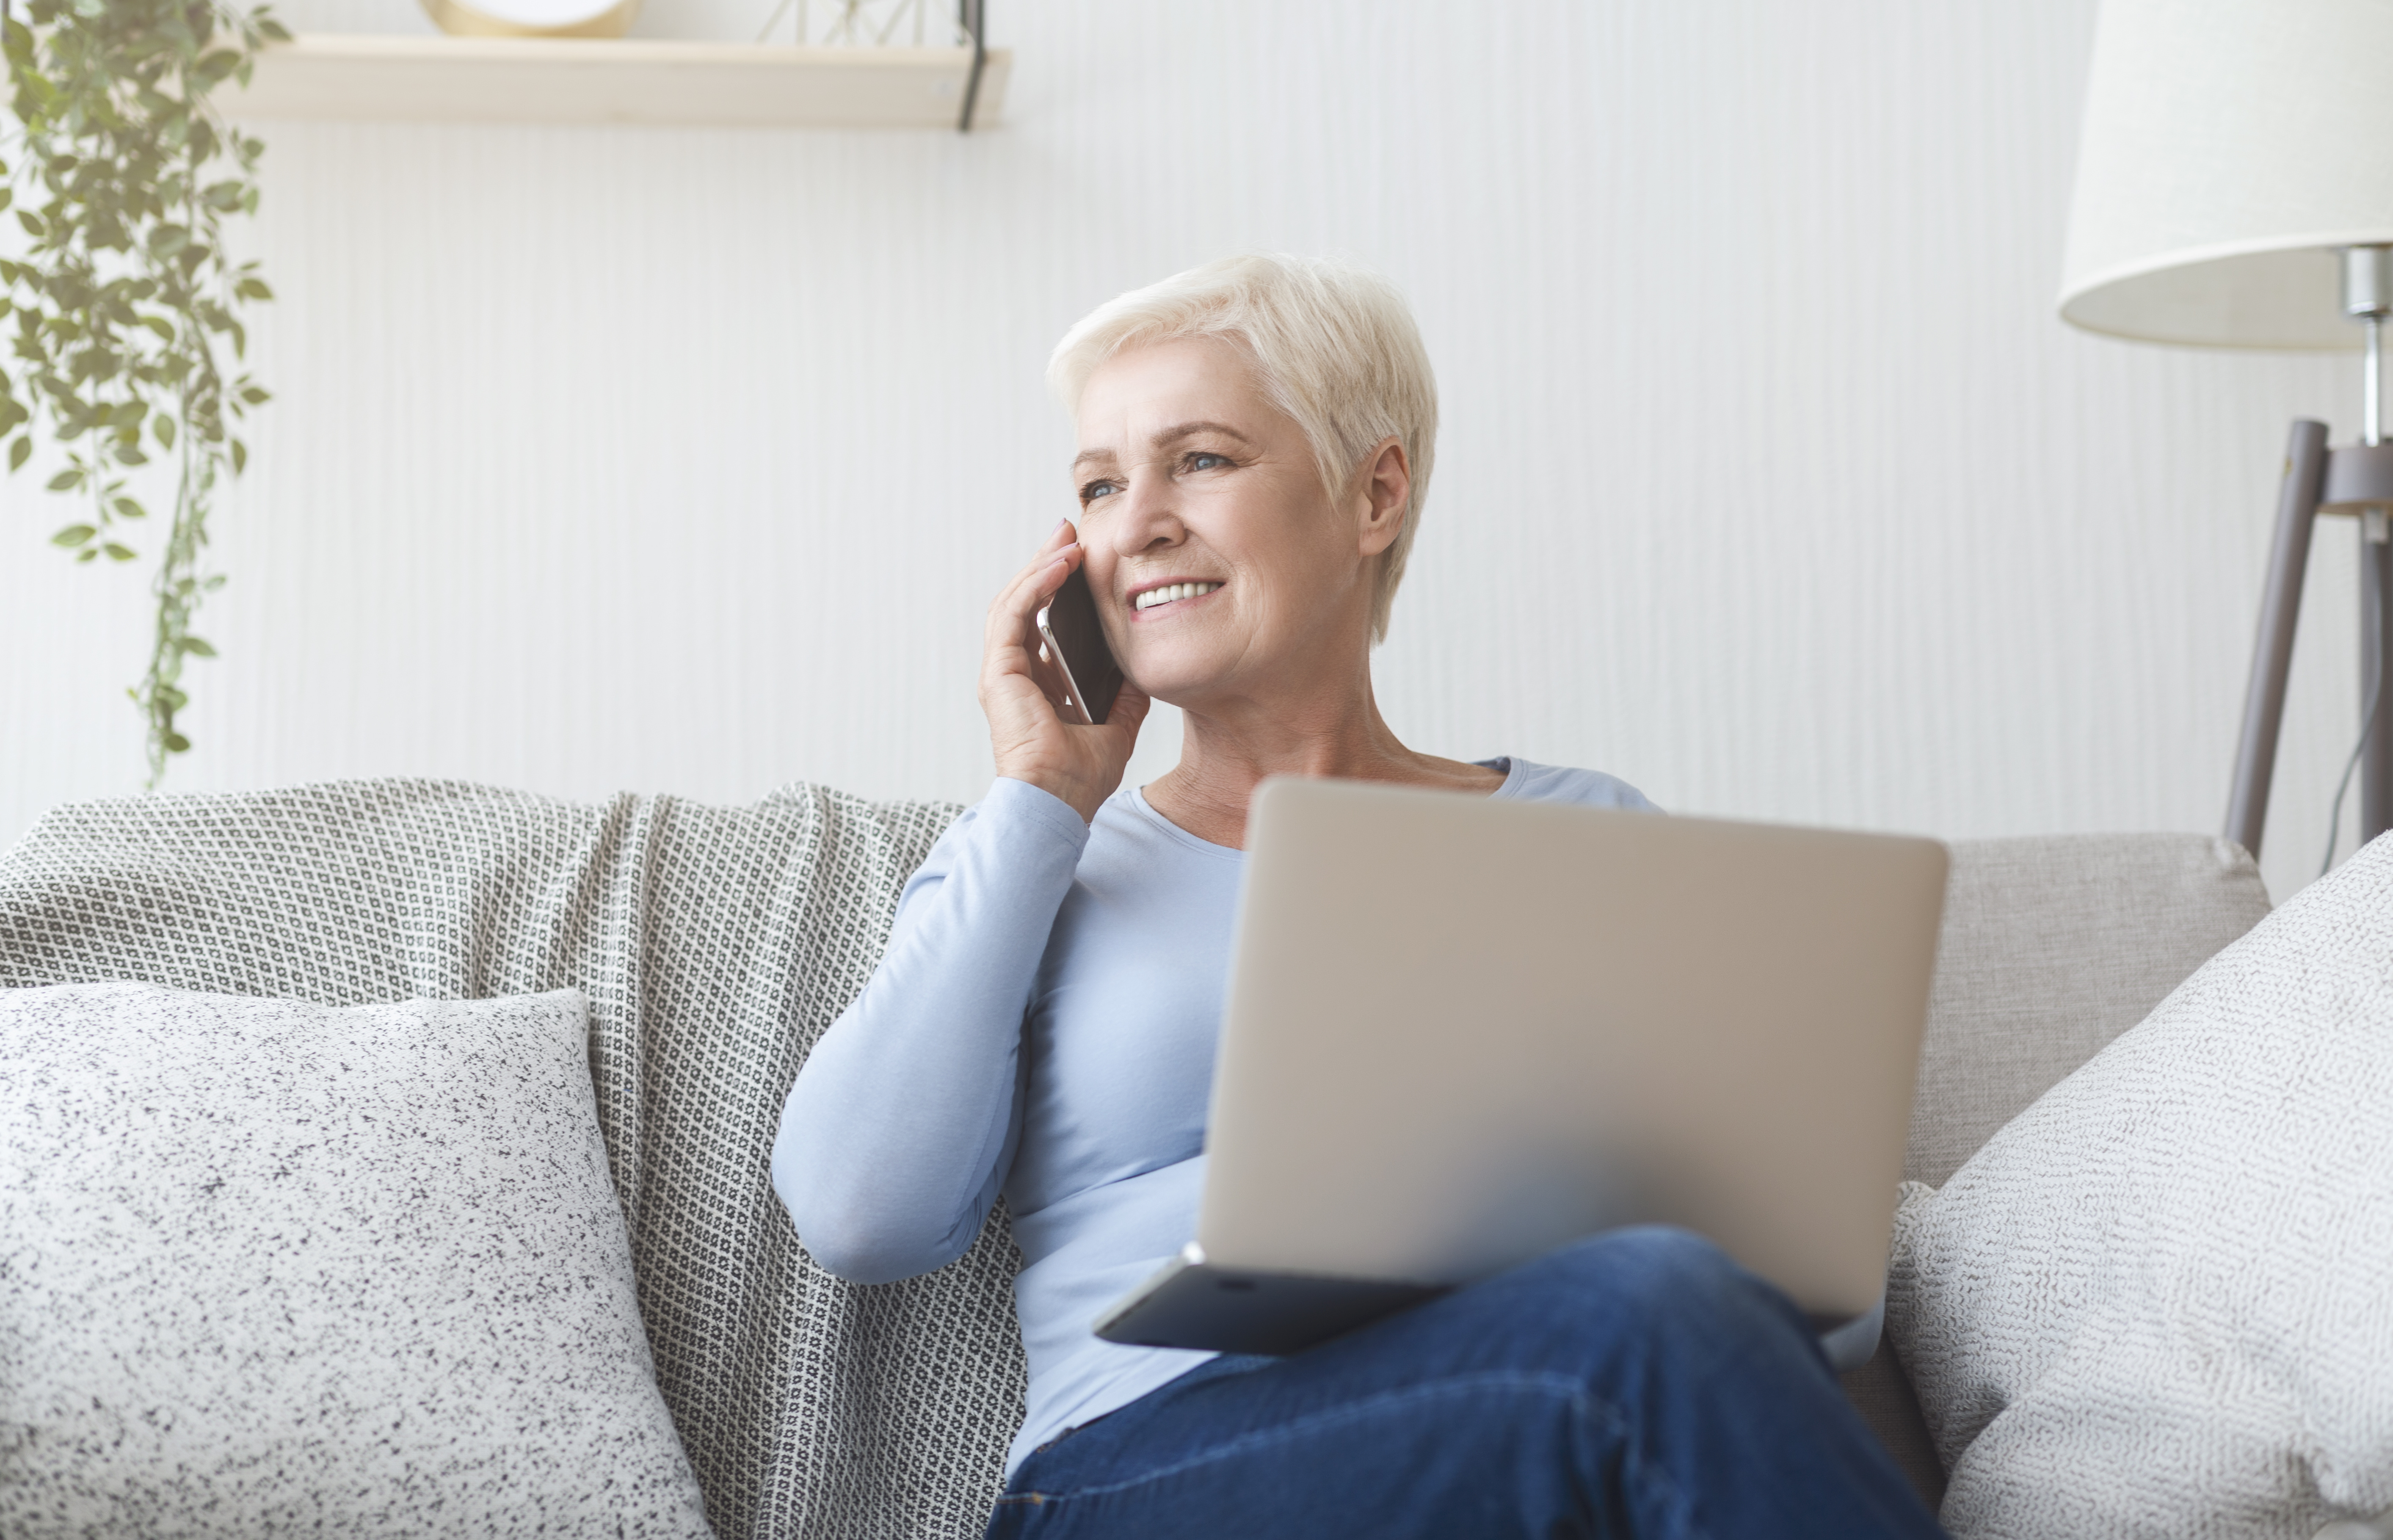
top-left (980, 520), bottom-right (1151, 822)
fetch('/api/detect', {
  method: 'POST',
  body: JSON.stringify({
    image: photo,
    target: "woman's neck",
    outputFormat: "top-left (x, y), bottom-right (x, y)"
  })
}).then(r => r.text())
top-left (1142, 674), bottom-right (1504, 849)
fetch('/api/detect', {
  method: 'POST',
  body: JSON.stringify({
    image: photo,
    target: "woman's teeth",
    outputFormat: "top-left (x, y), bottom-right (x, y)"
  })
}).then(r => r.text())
top-left (1134, 581), bottom-right (1222, 612)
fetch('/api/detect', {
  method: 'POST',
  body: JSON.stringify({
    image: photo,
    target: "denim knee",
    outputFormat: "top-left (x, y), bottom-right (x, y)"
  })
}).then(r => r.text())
top-left (1538, 1225), bottom-right (1797, 1341)
top-left (1568, 1224), bottom-right (1738, 1291)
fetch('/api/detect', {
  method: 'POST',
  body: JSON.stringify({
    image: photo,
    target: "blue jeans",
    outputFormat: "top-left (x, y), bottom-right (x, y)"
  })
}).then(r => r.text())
top-left (985, 1227), bottom-right (1943, 1540)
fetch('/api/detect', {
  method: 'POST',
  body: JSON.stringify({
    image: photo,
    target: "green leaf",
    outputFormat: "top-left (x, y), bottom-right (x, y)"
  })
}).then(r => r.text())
top-left (162, 731), bottom-right (190, 753)
top-left (258, 19), bottom-right (293, 42)
top-left (152, 415), bottom-right (175, 448)
top-left (112, 497), bottom-right (145, 519)
top-left (15, 210), bottom-right (39, 239)
top-left (75, 548), bottom-right (96, 563)
top-left (44, 468), bottom-right (80, 491)
top-left (238, 385), bottom-right (268, 404)
top-left (102, 542), bottom-right (134, 562)
top-left (229, 438), bottom-right (246, 474)
top-left (8, 437), bottom-right (28, 471)
top-left (139, 315), bottom-right (173, 342)
top-left (50, 524), bottom-right (94, 546)
top-left (234, 276), bottom-right (272, 302)
top-left (182, 635), bottom-right (217, 658)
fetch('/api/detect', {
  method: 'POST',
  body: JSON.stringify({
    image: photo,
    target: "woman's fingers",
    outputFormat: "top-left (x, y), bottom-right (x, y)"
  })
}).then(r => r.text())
top-left (987, 535), bottom-right (1082, 657)
top-left (985, 528), bottom-right (1091, 725)
top-left (996, 519), bottom-right (1079, 607)
top-left (989, 577), bottom-right (1073, 718)
top-left (980, 530), bottom-right (1086, 726)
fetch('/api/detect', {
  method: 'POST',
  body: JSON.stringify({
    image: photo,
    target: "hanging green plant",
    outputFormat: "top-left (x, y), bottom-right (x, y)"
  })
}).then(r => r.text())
top-left (2, 0), bottom-right (285, 787)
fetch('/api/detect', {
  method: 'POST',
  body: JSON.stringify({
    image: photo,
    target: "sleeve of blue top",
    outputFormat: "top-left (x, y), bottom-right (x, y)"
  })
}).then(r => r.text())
top-left (771, 776), bottom-right (1092, 1284)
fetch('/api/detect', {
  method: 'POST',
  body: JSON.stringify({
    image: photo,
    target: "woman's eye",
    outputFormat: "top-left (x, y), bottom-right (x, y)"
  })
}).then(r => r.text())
top-left (1185, 452), bottom-right (1230, 472)
top-left (1079, 479), bottom-right (1120, 503)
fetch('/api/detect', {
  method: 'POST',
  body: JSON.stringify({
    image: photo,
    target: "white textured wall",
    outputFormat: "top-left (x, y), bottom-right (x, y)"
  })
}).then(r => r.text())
top-left (0, 0), bottom-right (2373, 902)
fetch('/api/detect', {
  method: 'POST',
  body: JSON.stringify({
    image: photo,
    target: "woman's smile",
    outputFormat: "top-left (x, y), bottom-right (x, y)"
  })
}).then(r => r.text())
top-left (1129, 579), bottom-right (1225, 616)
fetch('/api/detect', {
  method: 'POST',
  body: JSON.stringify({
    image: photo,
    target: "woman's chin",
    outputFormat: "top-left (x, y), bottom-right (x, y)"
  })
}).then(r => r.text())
top-left (1127, 636), bottom-right (1302, 715)
top-left (1122, 661), bottom-right (1222, 713)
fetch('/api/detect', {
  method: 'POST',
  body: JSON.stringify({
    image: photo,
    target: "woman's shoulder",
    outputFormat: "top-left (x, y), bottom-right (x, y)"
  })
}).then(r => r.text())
top-left (1484, 757), bottom-right (1662, 814)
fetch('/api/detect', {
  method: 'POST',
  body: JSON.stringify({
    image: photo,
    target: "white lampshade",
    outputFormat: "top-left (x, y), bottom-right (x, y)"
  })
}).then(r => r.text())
top-left (2059, 0), bottom-right (2393, 350)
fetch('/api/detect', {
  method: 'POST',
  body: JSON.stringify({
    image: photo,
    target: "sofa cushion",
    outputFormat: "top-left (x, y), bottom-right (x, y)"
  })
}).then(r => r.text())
top-left (0, 982), bottom-right (712, 1538)
top-left (1902, 833), bottom-right (2271, 1188)
top-left (1886, 834), bottom-right (2393, 1539)
top-left (0, 780), bottom-right (1010, 1540)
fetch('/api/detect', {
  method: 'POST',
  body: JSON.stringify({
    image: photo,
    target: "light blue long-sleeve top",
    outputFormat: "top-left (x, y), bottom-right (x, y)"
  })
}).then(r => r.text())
top-left (772, 757), bottom-right (1658, 1474)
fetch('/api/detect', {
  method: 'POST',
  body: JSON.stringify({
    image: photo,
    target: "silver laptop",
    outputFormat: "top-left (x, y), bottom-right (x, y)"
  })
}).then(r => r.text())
top-left (1093, 776), bottom-right (1948, 1356)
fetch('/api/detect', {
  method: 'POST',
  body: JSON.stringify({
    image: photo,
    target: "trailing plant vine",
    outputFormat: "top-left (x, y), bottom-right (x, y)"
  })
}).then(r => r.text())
top-left (1, 0), bottom-right (284, 787)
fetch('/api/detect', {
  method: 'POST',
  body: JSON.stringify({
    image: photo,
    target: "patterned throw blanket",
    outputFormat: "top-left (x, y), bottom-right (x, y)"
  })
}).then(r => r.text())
top-left (0, 778), bottom-right (1020, 1540)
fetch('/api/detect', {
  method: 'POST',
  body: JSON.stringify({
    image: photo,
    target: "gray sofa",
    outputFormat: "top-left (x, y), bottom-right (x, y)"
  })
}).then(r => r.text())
top-left (0, 780), bottom-right (2273, 1533)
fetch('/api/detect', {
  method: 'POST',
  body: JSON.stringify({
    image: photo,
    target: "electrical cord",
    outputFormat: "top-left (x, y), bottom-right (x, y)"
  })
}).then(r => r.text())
top-left (2321, 662), bottom-right (2387, 878)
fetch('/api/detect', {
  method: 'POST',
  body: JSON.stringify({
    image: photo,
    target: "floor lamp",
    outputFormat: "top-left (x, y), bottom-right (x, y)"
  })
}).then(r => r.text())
top-left (2057, 0), bottom-right (2393, 861)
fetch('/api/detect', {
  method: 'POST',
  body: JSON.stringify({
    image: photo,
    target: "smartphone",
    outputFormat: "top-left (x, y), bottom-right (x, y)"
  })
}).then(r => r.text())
top-left (1035, 565), bottom-right (1125, 726)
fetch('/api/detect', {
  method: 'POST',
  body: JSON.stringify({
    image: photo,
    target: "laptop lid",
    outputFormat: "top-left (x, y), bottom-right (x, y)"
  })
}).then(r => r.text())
top-left (1193, 776), bottom-right (1947, 1321)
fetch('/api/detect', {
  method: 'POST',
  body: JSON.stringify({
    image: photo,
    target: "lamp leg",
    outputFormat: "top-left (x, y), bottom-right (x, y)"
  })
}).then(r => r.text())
top-left (2227, 419), bottom-right (2330, 858)
top-left (2362, 512), bottom-right (2393, 845)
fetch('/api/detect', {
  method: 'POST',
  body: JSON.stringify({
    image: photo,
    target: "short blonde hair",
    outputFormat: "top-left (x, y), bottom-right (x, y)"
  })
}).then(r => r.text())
top-left (1046, 253), bottom-right (1438, 644)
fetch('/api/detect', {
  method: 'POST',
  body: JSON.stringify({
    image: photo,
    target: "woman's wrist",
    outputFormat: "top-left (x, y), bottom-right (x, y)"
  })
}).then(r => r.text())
top-left (992, 761), bottom-right (1112, 824)
top-left (984, 772), bottom-right (1108, 833)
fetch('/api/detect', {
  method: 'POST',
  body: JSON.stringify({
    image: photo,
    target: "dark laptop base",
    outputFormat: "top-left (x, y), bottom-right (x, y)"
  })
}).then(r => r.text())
top-left (1094, 1243), bottom-right (1886, 1371)
top-left (1093, 1247), bottom-right (1450, 1355)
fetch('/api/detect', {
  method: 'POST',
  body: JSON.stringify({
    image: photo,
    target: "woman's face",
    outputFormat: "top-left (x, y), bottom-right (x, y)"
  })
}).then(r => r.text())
top-left (1071, 335), bottom-right (1395, 710)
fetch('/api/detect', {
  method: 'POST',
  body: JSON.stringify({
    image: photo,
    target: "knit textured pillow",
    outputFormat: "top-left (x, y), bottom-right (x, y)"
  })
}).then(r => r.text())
top-left (1886, 835), bottom-right (2393, 1539)
top-left (0, 982), bottom-right (713, 1538)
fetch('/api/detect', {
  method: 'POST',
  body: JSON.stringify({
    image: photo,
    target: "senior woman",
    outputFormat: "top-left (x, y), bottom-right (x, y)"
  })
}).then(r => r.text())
top-left (773, 254), bottom-right (1940, 1540)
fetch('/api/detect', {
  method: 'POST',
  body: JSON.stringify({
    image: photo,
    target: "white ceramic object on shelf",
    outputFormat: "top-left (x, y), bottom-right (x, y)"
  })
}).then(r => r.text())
top-left (420, 0), bottom-right (641, 39)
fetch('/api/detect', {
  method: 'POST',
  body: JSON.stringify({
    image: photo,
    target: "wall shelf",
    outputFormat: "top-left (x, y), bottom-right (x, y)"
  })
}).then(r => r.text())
top-left (228, 34), bottom-right (1011, 130)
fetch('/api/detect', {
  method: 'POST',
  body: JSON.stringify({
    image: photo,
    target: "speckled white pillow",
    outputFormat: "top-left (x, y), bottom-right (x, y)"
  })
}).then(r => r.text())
top-left (1887, 835), bottom-right (2393, 1540)
top-left (0, 982), bottom-right (714, 1538)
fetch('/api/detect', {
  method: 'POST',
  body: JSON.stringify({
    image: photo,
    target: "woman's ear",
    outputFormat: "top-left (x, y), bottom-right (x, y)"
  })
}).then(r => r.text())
top-left (1355, 437), bottom-right (1410, 557)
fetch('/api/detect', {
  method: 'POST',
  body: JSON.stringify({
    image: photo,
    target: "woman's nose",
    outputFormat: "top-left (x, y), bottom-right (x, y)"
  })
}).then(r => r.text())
top-left (1110, 471), bottom-right (1184, 553)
